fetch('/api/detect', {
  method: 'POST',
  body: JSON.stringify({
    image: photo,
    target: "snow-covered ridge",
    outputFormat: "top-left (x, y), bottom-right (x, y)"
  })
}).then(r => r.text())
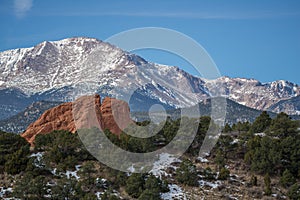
top-left (0, 37), bottom-right (146, 94)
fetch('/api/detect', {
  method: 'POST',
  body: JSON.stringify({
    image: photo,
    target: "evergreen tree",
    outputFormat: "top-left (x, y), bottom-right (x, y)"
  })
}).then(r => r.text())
top-left (214, 149), bottom-right (225, 171)
top-left (245, 136), bottom-right (281, 175)
top-left (125, 173), bottom-right (145, 198)
top-left (79, 161), bottom-right (96, 191)
top-left (222, 123), bottom-right (232, 133)
top-left (287, 183), bottom-right (300, 200)
top-left (176, 159), bottom-right (198, 186)
top-left (0, 131), bottom-right (30, 173)
top-left (138, 189), bottom-right (161, 200)
top-left (4, 145), bottom-right (29, 174)
top-left (264, 173), bottom-right (272, 196)
top-left (250, 111), bottom-right (271, 133)
top-left (52, 177), bottom-right (83, 199)
top-left (280, 169), bottom-right (296, 188)
top-left (280, 136), bottom-right (300, 177)
top-left (218, 167), bottom-right (230, 180)
top-left (268, 112), bottom-right (298, 138)
top-left (13, 174), bottom-right (49, 199)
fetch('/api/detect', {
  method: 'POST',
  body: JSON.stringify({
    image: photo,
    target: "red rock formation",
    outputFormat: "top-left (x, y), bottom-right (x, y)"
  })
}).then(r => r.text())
top-left (100, 97), bottom-right (133, 135)
top-left (21, 94), bottom-right (133, 145)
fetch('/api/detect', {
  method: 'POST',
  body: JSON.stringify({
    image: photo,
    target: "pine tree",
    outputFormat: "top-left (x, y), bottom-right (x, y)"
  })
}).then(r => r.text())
top-left (176, 159), bottom-right (198, 186)
top-left (222, 123), bottom-right (232, 133)
top-left (287, 183), bottom-right (300, 200)
top-left (218, 167), bottom-right (230, 180)
top-left (80, 161), bottom-right (96, 188)
top-left (268, 112), bottom-right (298, 138)
top-left (215, 149), bottom-right (225, 171)
top-left (280, 169), bottom-right (296, 188)
top-left (264, 173), bottom-right (272, 196)
top-left (125, 173), bottom-right (145, 198)
top-left (250, 111), bottom-right (271, 133)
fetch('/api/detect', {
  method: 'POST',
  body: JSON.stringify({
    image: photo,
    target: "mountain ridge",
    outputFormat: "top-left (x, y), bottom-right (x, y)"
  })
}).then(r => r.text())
top-left (0, 37), bottom-right (299, 118)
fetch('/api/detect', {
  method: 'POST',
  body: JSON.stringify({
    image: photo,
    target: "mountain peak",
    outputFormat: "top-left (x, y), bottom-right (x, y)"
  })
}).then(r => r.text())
top-left (49, 37), bottom-right (103, 47)
top-left (0, 37), bottom-right (299, 116)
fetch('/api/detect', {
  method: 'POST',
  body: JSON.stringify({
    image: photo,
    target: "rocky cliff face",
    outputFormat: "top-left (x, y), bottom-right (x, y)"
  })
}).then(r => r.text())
top-left (100, 97), bottom-right (133, 135)
top-left (21, 94), bottom-right (133, 145)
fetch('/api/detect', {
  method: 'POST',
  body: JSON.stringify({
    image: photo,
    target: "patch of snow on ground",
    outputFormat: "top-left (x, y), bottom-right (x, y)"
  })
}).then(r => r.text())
top-left (29, 152), bottom-right (44, 168)
top-left (161, 184), bottom-right (187, 200)
top-left (51, 165), bottom-right (81, 180)
top-left (254, 132), bottom-right (266, 137)
top-left (199, 180), bottom-right (222, 189)
top-left (197, 157), bottom-right (209, 163)
top-left (96, 178), bottom-right (108, 189)
top-left (228, 195), bottom-right (239, 200)
top-left (150, 153), bottom-right (181, 178)
top-left (51, 168), bottom-right (57, 175)
top-left (230, 139), bottom-right (239, 145)
top-left (95, 190), bottom-right (121, 200)
top-left (0, 187), bottom-right (13, 198)
top-left (66, 165), bottom-right (81, 180)
top-left (95, 192), bottom-right (104, 199)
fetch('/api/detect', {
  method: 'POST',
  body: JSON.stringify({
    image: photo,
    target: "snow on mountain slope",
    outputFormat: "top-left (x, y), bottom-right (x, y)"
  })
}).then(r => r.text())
top-left (205, 77), bottom-right (300, 112)
top-left (0, 37), bottom-right (299, 116)
top-left (0, 37), bottom-right (210, 110)
top-left (0, 37), bottom-right (142, 94)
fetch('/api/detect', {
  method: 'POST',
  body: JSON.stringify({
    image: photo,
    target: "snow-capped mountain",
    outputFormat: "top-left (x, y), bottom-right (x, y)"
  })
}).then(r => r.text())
top-left (0, 37), bottom-right (146, 94)
top-left (0, 37), bottom-right (299, 120)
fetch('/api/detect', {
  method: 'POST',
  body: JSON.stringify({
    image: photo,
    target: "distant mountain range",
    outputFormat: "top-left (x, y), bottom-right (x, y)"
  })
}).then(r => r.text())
top-left (0, 37), bottom-right (299, 133)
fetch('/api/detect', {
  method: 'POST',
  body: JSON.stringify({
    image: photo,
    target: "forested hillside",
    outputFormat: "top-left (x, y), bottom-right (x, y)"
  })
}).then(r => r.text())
top-left (0, 112), bottom-right (299, 199)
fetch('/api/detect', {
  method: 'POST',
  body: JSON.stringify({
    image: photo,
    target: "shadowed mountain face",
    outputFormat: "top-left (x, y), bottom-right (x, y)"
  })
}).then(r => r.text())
top-left (132, 98), bottom-right (283, 125)
top-left (0, 37), bottom-right (299, 124)
top-left (4, 96), bottom-right (299, 135)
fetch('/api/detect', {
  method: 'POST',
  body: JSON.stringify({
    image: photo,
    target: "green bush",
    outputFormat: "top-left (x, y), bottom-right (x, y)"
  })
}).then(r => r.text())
top-left (287, 183), bottom-right (300, 200)
top-left (125, 173), bottom-right (145, 198)
top-left (138, 189), bottom-right (161, 200)
top-left (4, 145), bottom-right (30, 174)
top-left (280, 169), bottom-right (296, 188)
top-left (267, 112), bottom-right (298, 138)
top-left (264, 173), bottom-right (272, 196)
top-left (218, 167), bottom-right (230, 180)
top-left (176, 159), bottom-right (198, 186)
top-left (0, 131), bottom-right (30, 173)
top-left (250, 111), bottom-right (271, 133)
top-left (35, 130), bottom-right (93, 170)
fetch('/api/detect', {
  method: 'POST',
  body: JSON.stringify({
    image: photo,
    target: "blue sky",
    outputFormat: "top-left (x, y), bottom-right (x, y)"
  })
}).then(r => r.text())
top-left (0, 0), bottom-right (300, 84)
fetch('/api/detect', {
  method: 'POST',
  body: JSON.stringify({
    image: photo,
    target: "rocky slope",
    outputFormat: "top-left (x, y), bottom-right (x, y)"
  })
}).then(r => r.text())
top-left (21, 94), bottom-right (133, 145)
top-left (206, 77), bottom-right (300, 111)
top-left (0, 37), bottom-right (299, 118)
top-left (0, 101), bottom-right (61, 133)
top-left (268, 95), bottom-right (300, 115)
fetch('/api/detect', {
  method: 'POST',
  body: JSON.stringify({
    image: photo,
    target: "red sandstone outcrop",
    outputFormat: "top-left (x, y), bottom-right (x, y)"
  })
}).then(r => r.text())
top-left (21, 94), bottom-right (133, 145)
top-left (100, 97), bottom-right (133, 135)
